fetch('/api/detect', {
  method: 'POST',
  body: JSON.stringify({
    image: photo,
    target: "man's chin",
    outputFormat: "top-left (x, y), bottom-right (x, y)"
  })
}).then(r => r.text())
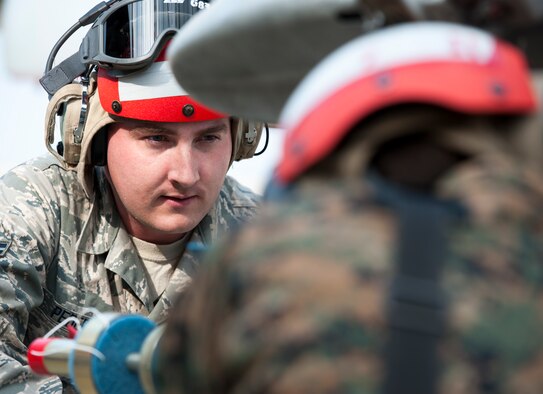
top-left (152, 219), bottom-right (198, 237)
top-left (138, 211), bottom-right (207, 242)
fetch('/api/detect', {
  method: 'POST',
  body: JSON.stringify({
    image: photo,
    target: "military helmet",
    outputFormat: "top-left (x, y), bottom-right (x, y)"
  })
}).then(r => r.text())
top-left (275, 22), bottom-right (537, 185)
top-left (42, 0), bottom-right (263, 196)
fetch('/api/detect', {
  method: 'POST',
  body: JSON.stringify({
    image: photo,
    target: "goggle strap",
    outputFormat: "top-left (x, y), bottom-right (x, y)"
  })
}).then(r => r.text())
top-left (40, 52), bottom-right (88, 97)
top-left (79, 1), bottom-right (121, 26)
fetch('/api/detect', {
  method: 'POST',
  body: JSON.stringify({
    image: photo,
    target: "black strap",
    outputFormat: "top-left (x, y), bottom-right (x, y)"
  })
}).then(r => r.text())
top-left (40, 52), bottom-right (87, 96)
top-left (369, 174), bottom-right (464, 394)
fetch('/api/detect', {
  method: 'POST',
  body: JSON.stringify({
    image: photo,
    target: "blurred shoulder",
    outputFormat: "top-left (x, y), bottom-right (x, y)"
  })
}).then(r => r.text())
top-left (221, 175), bottom-right (261, 208)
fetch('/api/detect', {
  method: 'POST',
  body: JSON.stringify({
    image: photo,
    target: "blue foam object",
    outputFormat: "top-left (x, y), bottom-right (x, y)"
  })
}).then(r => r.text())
top-left (90, 315), bottom-right (157, 394)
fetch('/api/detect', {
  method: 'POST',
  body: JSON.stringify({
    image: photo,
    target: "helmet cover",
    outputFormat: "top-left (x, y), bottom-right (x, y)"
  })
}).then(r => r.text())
top-left (276, 22), bottom-right (537, 184)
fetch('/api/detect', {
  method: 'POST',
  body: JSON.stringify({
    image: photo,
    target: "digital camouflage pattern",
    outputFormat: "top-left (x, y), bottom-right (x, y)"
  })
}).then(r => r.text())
top-left (0, 154), bottom-right (259, 393)
top-left (161, 120), bottom-right (543, 394)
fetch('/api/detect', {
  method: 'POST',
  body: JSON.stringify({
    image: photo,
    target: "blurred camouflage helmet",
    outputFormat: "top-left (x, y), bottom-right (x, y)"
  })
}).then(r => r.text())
top-left (276, 22), bottom-right (537, 184)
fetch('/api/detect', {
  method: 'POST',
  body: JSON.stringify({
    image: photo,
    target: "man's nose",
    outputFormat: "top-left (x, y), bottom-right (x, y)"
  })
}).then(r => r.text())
top-left (167, 145), bottom-right (200, 187)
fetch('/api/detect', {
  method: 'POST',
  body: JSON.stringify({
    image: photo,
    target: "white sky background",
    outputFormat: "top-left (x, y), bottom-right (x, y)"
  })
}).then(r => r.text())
top-left (0, 0), bottom-right (284, 195)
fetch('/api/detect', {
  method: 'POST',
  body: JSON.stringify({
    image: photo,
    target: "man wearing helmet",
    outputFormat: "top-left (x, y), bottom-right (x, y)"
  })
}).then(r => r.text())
top-left (158, 22), bottom-right (543, 393)
top-left (0, 0), bottom-right (262, 391)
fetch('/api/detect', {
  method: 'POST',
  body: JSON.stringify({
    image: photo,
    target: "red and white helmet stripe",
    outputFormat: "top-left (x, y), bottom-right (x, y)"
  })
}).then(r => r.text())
top-left (97, 50), bottom-right (224, 123)
top-left (276, 22), bottom-right (537, 184)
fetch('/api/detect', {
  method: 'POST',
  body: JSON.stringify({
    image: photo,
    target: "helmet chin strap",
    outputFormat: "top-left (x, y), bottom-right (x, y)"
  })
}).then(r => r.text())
top-left (74, 77), bottom-right (91, 145)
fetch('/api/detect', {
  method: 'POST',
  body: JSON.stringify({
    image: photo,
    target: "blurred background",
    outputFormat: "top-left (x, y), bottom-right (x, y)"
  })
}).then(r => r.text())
top-left (0, 0), bottom-right (284, 194)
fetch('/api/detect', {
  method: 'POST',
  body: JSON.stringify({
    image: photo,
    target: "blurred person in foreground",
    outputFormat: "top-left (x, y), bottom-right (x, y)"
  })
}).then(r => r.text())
top-left (159, 22), bottom-right (543, 394)
top-left (0, 0), bottom-right (263, 391)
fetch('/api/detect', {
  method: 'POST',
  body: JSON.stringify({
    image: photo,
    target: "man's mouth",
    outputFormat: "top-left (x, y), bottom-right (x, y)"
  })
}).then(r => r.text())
top-left (162, 195), bottom-right (197, 206)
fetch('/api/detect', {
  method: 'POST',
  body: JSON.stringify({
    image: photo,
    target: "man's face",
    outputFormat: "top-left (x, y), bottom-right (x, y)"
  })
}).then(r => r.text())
top-left (106, 118), bottom-right (232, 244)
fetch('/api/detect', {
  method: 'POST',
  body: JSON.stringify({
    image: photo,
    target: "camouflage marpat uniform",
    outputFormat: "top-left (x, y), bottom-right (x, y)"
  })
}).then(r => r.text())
top-left (0, 154), bottom-right (259, 393)
top-left (162, 125), bottom-right (543, 394)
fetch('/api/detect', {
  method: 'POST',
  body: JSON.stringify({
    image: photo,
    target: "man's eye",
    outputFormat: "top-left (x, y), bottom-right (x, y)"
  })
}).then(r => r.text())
top-left (146, 135), bottom-right (168, 143)
top-left (200, 134), bottom-right (221, 143)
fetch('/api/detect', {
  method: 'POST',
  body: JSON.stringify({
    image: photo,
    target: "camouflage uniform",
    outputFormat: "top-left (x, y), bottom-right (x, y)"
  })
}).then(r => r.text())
top-left (0, 154), bottom-right (259, 393)
top-left (160, 120), bottom-right (543, 394)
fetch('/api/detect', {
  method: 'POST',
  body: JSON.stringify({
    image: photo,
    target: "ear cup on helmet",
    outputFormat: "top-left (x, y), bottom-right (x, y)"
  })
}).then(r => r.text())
top-left (233, 120), bottom-right (264, 161)
top-left (44, 84), bottom-right (86, 167)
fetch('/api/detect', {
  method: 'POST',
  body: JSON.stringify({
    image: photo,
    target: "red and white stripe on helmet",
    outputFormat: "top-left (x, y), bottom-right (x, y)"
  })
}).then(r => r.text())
top-left (97, 50), bottom-right (224, 123)
top-left (276, 22), bottom-right (537, 184)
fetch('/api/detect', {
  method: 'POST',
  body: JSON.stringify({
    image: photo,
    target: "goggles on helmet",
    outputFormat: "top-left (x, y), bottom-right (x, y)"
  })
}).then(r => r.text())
top-left (40, 0), bottom-right (211, 96)
top-left (82, 0), bottom-right (211, 70)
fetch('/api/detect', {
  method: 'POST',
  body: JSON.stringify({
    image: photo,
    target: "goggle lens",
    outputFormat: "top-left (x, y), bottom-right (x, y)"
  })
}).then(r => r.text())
top-left (103, 0), bottom-right (209, 59)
